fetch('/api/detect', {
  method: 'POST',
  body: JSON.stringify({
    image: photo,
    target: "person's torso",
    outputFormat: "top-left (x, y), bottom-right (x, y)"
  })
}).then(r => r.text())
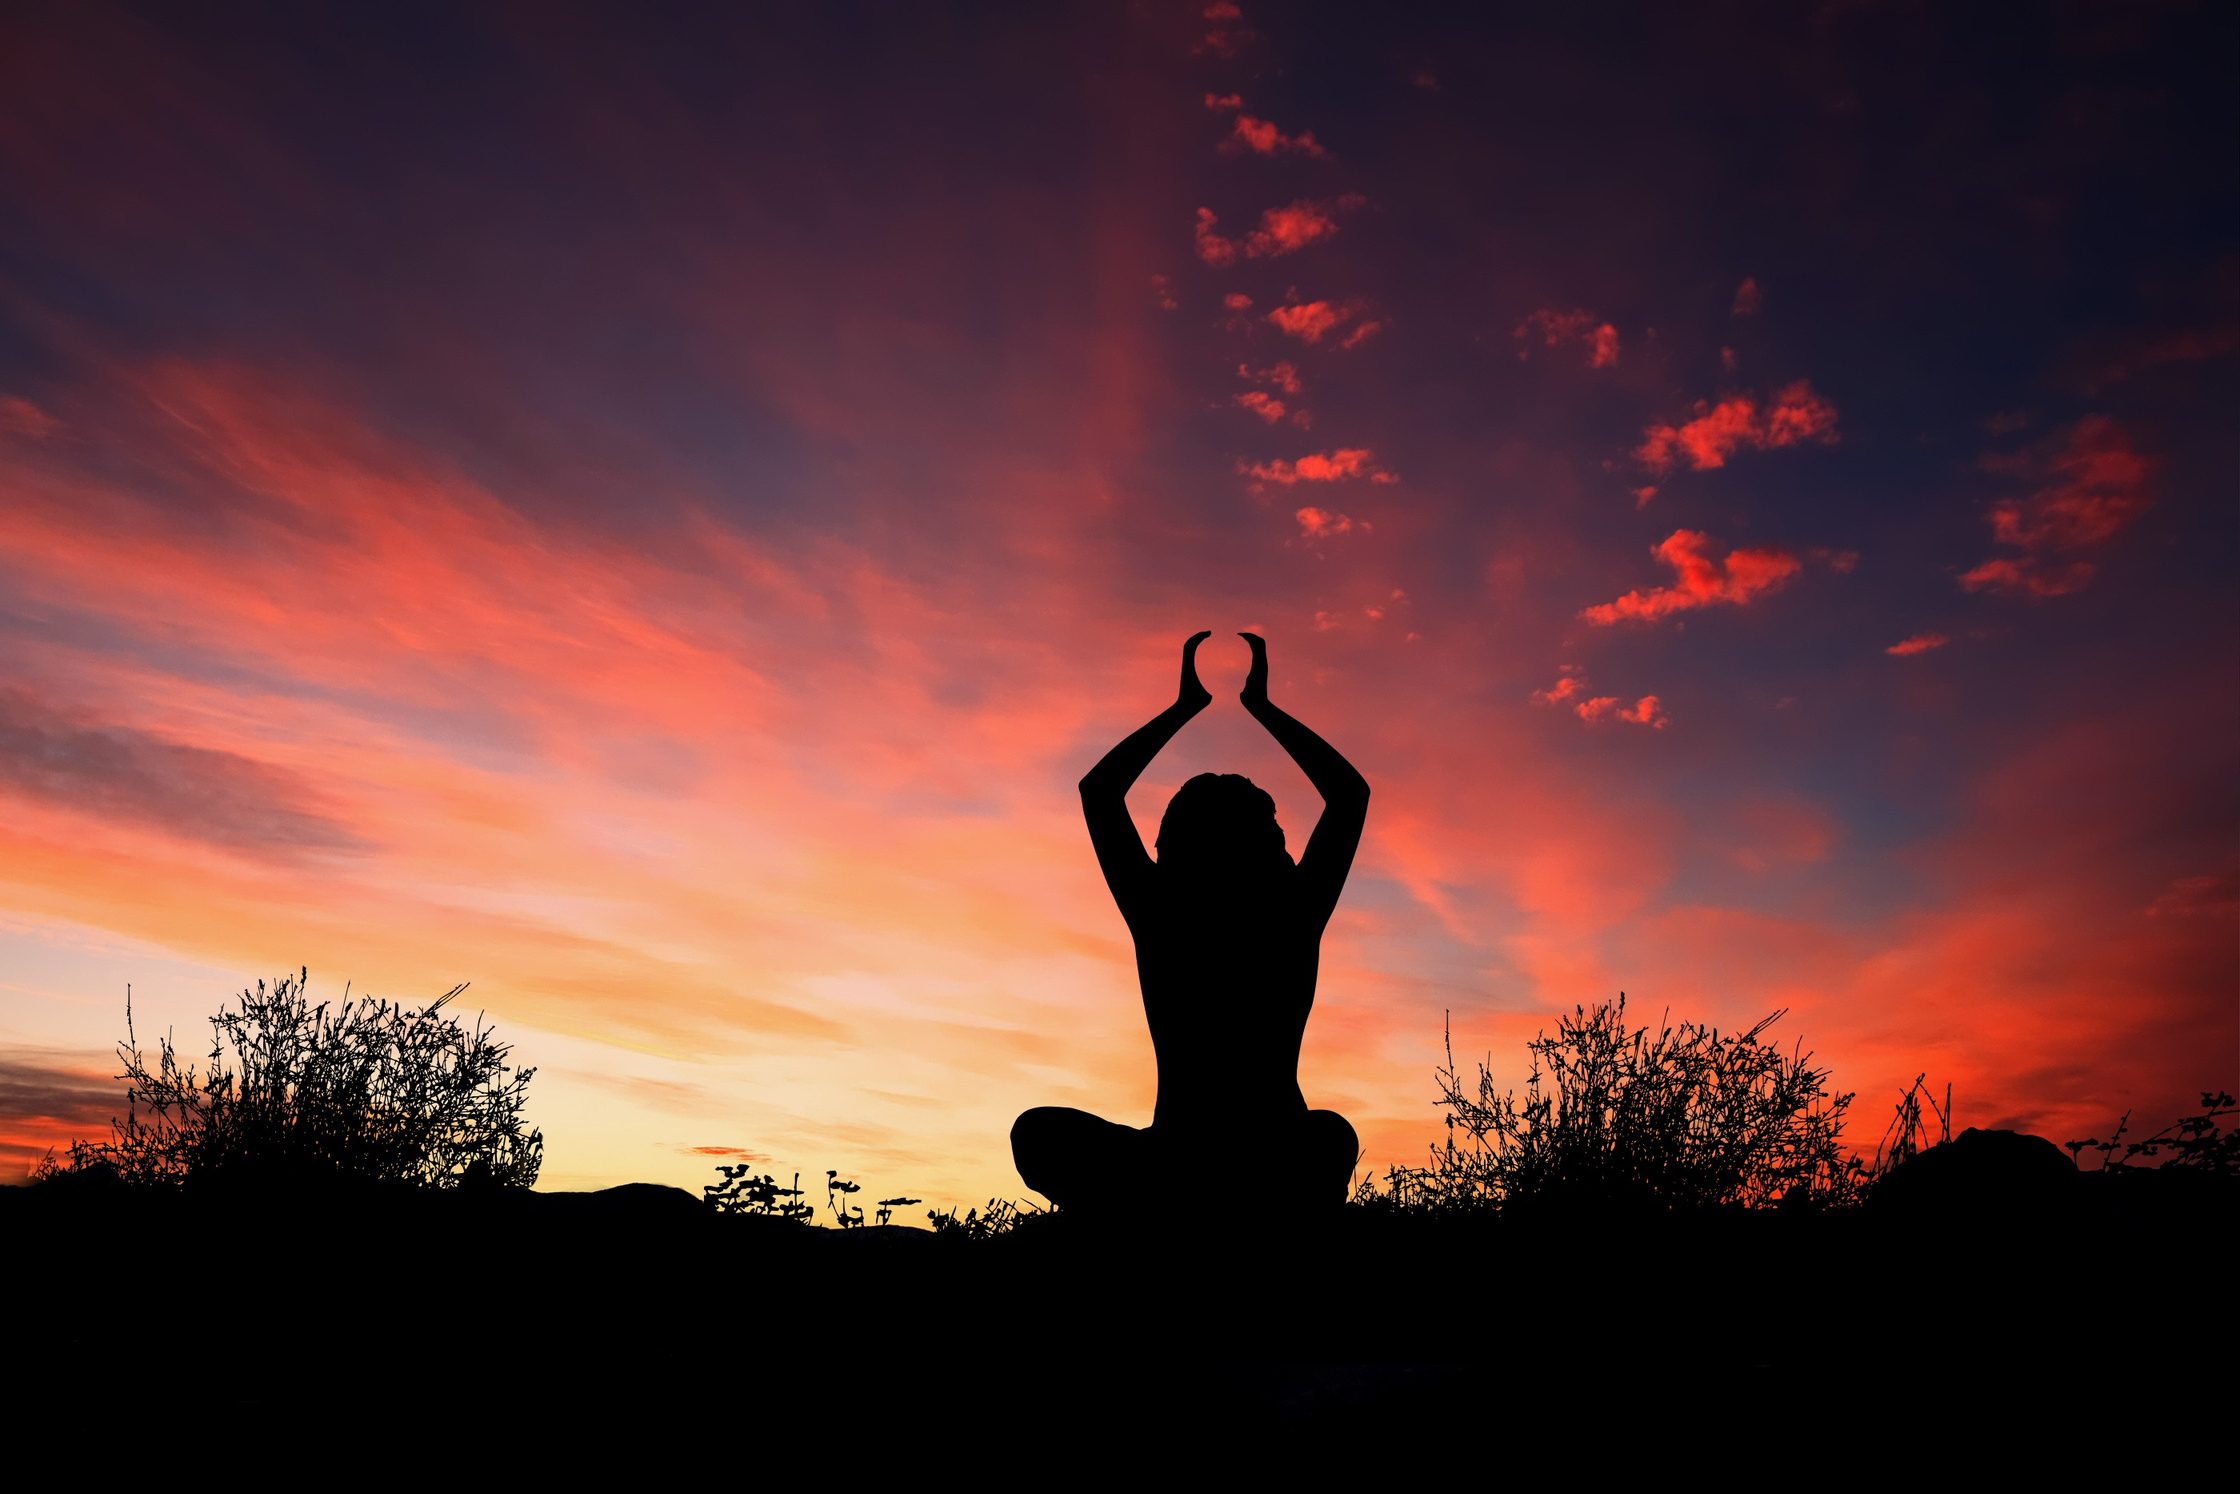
top-left (1131, 886), bottom-right (1321, 1125)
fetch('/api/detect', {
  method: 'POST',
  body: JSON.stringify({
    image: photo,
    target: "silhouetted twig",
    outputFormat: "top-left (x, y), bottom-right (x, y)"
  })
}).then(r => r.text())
top-left (2067, 1092), bottom-right (2238, 1174)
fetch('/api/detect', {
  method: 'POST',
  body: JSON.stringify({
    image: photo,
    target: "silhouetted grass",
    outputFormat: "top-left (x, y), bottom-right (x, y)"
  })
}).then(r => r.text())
top-left (34, 969), bottom-right (540, 1189)
top-left (1357, 995), bottom-right (1859, 1215)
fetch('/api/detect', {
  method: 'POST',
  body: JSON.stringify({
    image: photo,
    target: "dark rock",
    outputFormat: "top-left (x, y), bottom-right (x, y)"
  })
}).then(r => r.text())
top-left (1869, 1127), bottom-right (2077, 1214)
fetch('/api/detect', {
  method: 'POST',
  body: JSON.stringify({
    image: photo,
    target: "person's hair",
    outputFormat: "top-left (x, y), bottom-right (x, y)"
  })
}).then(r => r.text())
top-left (1155, 773), bottom-right (1292, 873)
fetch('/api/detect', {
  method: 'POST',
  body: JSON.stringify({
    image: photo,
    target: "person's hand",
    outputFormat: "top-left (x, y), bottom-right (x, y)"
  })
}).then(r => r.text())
top-left (1239, 632), bottom-right (1269, 710)
top-left (1177, 631), bottom-right (1213, 713)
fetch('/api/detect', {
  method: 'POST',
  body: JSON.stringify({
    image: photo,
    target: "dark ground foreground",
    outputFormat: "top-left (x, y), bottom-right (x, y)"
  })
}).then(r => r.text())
top-left (6, 1160), bottom-right (2231, 1465)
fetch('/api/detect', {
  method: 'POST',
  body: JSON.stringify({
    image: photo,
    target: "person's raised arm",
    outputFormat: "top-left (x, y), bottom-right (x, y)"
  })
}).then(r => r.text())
top-left (1238, 633), bottom-right (1368, 921)
top-left (1080, 632), bottom-right (1213, 924)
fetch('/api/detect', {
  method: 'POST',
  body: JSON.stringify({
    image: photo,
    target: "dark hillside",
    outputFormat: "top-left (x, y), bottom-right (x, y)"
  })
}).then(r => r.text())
top-left (8, 1159), bottom-right (2227, 1449)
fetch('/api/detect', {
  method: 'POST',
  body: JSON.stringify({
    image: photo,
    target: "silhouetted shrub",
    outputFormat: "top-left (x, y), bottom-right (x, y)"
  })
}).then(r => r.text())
top-left (1363, 995), bottom-right (1858, 1214)
top-left (54, 970), bottom-right (540, 1189)
top-left (2067, 1091), bottom-right (2238, 1175)
top-left (705, 1166), bottom-right (814, 1220)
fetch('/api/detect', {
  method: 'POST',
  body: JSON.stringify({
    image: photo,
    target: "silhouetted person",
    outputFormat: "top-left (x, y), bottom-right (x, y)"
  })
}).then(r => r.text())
top-left (1012, 632), bottom-right (1369, 1216)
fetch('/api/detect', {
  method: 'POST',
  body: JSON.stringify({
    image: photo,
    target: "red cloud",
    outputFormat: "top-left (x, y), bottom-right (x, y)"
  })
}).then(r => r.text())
top-left (1234, 390), bottom-right (1286, 424)
top-left (1193, 197), bottom-right (1362, 266)
top-left (1204, 93), bottom-right (1330, 157)
top-left (1248, 447), bottom-right (1384, 485)
top-left (1886, 633), bottom-right (1949, 657)
top-left (1340, 319), bottom-right (1385, 349)
top-left (1195, 1), bottom-right (1252, 57)
top-left (1268, 301), bottom-right (1344, 342)
top-left (1294, 506), bottom-right (1358, 538)
top-left (1732, 278), bottom-right (1762, 315)
top-left (1962, 417), bottom-right (2150, 599)
top-left (1194, 209), bottom-right (1238, 267)
top-left (1582, 529), bottom-right (1802, 625)
top-left (1514, 308), bottom-right (1619, 368)
top-left (1228, 116), bottom-right (1328, 158)
top-left (1636, 381), bottom-right (1839, 473)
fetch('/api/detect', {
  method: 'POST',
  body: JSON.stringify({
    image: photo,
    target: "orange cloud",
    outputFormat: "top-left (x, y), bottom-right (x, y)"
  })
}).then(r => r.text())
top-left (1294, 506), bottom-right (1358, 538)
top-left (1234, 390), bottom-right (1285, 423)
top-left (1247, 447), bottom-right (1385, 485)
top-left (1886, 633), bottom-right (1949, 656)
top-left (1582, 529), bottom-right (1802, 625)
top-left (1962, 417), bottom-right (2150, 598)
top-left (1574, 694), bottom-right (1666, 728)
top-left (1532, 672), bottom-right (1665, 728)
top-left (1514, 308), bottom-right (1619, 368)
top-left (1531, 672), bottom-right (1586, 706)
top-left (1635, 381), bottom-right (1839, 473)
top-left (1193, 197), bottom-right (1362, 266)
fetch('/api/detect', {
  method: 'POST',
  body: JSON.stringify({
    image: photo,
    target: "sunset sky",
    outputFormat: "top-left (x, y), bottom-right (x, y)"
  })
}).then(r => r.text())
top-left (1, 2), bottom-right (2232, 1201)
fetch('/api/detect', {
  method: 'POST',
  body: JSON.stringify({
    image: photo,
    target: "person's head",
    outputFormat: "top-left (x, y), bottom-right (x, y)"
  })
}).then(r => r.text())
top-left (1155, 773), bottom-right (1293, 880)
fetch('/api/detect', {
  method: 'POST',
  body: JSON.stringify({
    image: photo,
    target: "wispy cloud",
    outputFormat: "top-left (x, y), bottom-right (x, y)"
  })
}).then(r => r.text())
top-left (1962, 417), bottom-right (2150, 598)
top-left (0, 395), bottom-right (60, 437)
top-left (0, 688), bottom-right (365, 853)
top-left (1582, 530), bottom-right (1802, 625)
top-left (1240, 360), bottom-right (1302, 394)
top-left (1514, 308), bottom-right (1619, 368)
top-left (1194, 0), bottom-right (1253, 58)
top-left (1636, 381), bottom-right (1839, 474)
top-left (1887, 633), bottom-right (1949, 656)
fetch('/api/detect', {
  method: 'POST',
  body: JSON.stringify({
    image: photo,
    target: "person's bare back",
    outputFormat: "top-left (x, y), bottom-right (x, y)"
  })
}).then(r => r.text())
top-left (1011, 632), bottom-right (1368, 1214)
